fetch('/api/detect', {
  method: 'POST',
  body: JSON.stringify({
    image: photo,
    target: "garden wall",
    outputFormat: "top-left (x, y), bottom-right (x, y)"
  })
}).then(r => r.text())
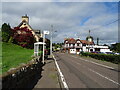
top-left (1, 56), bottom-right (43, 89)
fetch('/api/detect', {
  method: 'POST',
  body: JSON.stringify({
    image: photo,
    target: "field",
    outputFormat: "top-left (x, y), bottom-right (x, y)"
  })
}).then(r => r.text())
top-left (2, 42), bottom-right (34, 73)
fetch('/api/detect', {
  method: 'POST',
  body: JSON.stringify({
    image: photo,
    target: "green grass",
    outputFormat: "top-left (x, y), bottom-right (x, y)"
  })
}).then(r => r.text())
top-left (0, 42), bottom-right (2, 75)
top-left (2, 42), bottom-right (34, 73)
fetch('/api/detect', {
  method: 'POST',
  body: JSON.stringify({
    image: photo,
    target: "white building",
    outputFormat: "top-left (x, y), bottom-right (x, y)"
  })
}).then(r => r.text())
top-left (63, 35), bottom-right (111, 54)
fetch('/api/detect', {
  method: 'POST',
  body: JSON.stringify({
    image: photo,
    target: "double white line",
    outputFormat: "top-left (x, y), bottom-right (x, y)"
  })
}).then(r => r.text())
top-left (53, 55), bottom-right (69, 90)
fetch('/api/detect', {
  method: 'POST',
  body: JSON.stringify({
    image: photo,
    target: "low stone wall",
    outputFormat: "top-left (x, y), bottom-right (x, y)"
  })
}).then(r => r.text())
top-left (1, 56), bottom-right (43, 89)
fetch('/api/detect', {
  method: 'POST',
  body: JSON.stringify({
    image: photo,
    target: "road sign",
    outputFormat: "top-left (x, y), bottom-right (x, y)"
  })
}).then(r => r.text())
top-left (44, 31), bottom-right (49, 35)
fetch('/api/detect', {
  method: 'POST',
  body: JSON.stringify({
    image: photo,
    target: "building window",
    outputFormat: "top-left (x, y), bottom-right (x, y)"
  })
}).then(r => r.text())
top-left (77, 43), bottom-right (79, 46)
top-left (66, 41), bottom-right (68, 43)
top-left (77, 41), bottom-right (80, 43)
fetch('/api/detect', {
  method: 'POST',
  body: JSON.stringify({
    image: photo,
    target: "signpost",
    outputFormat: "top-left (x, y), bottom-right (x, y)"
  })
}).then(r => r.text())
top-left (43, 30), bottom-right (49, 64)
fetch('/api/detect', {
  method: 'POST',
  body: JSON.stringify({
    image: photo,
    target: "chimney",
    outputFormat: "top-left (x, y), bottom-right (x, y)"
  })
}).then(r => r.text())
top-left (22, 14), bottom-right (29, 23)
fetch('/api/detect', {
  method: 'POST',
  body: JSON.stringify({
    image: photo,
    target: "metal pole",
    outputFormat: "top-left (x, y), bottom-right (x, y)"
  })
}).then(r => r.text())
top-left (43, 31), bottom-right (45, 64)
top-left (50, 25), bottom-right (53, 56)
top-left (34, 43), bottom-right (35, 56)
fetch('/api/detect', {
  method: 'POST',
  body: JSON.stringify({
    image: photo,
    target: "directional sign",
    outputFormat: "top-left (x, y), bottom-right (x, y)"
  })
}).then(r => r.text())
top-left (44, 31), bottom-right (49, 35)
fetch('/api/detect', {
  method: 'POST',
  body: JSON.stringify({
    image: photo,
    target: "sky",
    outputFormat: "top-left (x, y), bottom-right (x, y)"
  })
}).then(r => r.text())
top-left (1, 0), bottom-right (119, 45)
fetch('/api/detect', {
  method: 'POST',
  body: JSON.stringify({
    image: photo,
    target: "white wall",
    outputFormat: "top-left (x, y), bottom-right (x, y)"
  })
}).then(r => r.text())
top-left (70, 49), bottom-right (76, 54)
top-left (83, 46), bottom-right (87, 52)
top-left (100, 49), bottom-right (111, 52)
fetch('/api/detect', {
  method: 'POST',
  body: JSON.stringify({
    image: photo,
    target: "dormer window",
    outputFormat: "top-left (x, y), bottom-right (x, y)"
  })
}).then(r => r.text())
top-left (24, 23), bottom-right (26, 25)
top-left (66, 41), bottom-right (68, 43)
top-left (77, 41), bottom-right (80, 43)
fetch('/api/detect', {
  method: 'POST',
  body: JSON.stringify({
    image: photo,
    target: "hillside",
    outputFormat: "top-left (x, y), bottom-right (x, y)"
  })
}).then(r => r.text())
top-left (2, 42), bottom-right (34, 73)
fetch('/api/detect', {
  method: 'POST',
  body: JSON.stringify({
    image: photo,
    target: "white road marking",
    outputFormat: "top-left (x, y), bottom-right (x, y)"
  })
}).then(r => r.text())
top-left (70, 55), bottom-right (115, 70)
top-left (70, 55), bottom-right (120, 86)
top-left (89, 68), bottom-right (120, 86)
top-left (53, 55), bottom-right (69, 90)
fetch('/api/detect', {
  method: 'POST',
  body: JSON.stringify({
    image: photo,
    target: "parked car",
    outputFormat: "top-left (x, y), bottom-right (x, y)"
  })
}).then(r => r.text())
top-left (99, 52), bottom-right (107, 54)
top-left (106, 52), bottom-right (114, 55)
top-left (91, 51), bottom-right (99, 54)
top-left (114, 53), bottom-right (120, 55)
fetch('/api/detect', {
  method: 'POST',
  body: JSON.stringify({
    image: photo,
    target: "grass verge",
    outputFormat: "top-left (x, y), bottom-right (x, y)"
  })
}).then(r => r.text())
top-left (2, 42), bottom-right (34, 73)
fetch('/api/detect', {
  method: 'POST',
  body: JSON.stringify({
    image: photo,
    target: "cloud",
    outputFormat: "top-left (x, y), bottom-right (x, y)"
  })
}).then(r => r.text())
top-left (1, 0), bottom-right (119, 2)
top-left (2, 2), bottom-right (118, 45)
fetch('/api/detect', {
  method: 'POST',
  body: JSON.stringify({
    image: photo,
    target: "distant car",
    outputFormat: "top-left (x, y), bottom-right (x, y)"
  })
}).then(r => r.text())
top-left (114, 53), bottom-right (120, 55)
top-left (99, 52), bottom-right (107, 54)
top-left (106, 52), bottom-right (114, 55)
top-left (91, 51), bottom-right (99, 54)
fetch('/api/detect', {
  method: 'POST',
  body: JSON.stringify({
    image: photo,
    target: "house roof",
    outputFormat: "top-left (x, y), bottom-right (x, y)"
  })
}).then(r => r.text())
top-left (80, 40), bottom-right (94, 45)
top-left (64, 38), bottom-right (94, 45)
top-left (68, 38), bottom-right (76, 44)
top-left (17, 20), bottom-right (33, 30)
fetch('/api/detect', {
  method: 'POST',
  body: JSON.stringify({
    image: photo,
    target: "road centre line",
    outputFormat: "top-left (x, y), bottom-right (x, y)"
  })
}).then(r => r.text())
top-left (89, 68), bottom-right (120, 86)
top-left (53, 55), bottom-right (69, 90)
top-left (70, 55), bottom-right (115, 70)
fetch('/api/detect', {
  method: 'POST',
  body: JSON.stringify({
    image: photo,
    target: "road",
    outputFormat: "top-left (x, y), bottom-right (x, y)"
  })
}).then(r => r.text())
top-left (53, 52), bottom-right (119, 88)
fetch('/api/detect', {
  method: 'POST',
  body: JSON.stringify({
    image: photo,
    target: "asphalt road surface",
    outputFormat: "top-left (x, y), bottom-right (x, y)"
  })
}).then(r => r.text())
top-left (53, 52), bottom-right (119, 88)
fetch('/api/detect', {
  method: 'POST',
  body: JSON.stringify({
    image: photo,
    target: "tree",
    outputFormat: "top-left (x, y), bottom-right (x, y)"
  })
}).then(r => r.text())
top-left (1, 23), bottom-right (11, 42)
top-left (111, 43), bottom-right (120, 53)
top-left (12, 27), bottom-right (36, 49)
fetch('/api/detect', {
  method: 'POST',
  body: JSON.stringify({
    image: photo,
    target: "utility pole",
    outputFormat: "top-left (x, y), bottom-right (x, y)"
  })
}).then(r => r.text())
top-left (43, 31), bottom-right (45, 64)
top-left (50, 25), bottom-right (53, 56)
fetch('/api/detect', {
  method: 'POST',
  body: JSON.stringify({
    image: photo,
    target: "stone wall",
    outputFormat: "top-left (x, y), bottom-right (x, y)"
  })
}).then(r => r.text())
top-left (1, 56), bottom-right (43, 89)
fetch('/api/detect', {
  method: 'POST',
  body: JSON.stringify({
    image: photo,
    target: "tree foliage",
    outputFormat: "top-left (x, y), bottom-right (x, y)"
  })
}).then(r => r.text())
top-left (81, 52), bottom-right (120, 64)
top-left (12, 27), bottom-right (36, 49)
top-left (1, 23), bottom-right (11, 42)
top-left (111, 43), bottom-right (120, 53)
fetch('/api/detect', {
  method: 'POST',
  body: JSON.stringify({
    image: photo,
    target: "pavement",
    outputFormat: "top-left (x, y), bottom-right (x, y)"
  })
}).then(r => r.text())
top-left (53, 52), bottom-right (119, 88)
top-left (33, 55), bottom-right (61, 89)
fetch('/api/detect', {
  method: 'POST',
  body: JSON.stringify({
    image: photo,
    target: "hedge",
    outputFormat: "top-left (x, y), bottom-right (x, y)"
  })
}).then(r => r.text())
top-left (81, 52), bottom-right (120, 64)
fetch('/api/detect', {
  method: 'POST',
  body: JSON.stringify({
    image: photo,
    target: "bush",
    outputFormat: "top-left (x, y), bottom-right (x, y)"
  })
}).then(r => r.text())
top-left (81, 52), bottom-right (120, 64)
top-left (12, 27), bottom-right (36, 49)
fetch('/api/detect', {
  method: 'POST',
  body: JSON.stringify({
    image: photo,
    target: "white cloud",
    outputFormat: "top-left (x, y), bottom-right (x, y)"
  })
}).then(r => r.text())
top-left (1, 2), bottom-right (118, 44)
top-left (1, 0), bottom-right (119, 2)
